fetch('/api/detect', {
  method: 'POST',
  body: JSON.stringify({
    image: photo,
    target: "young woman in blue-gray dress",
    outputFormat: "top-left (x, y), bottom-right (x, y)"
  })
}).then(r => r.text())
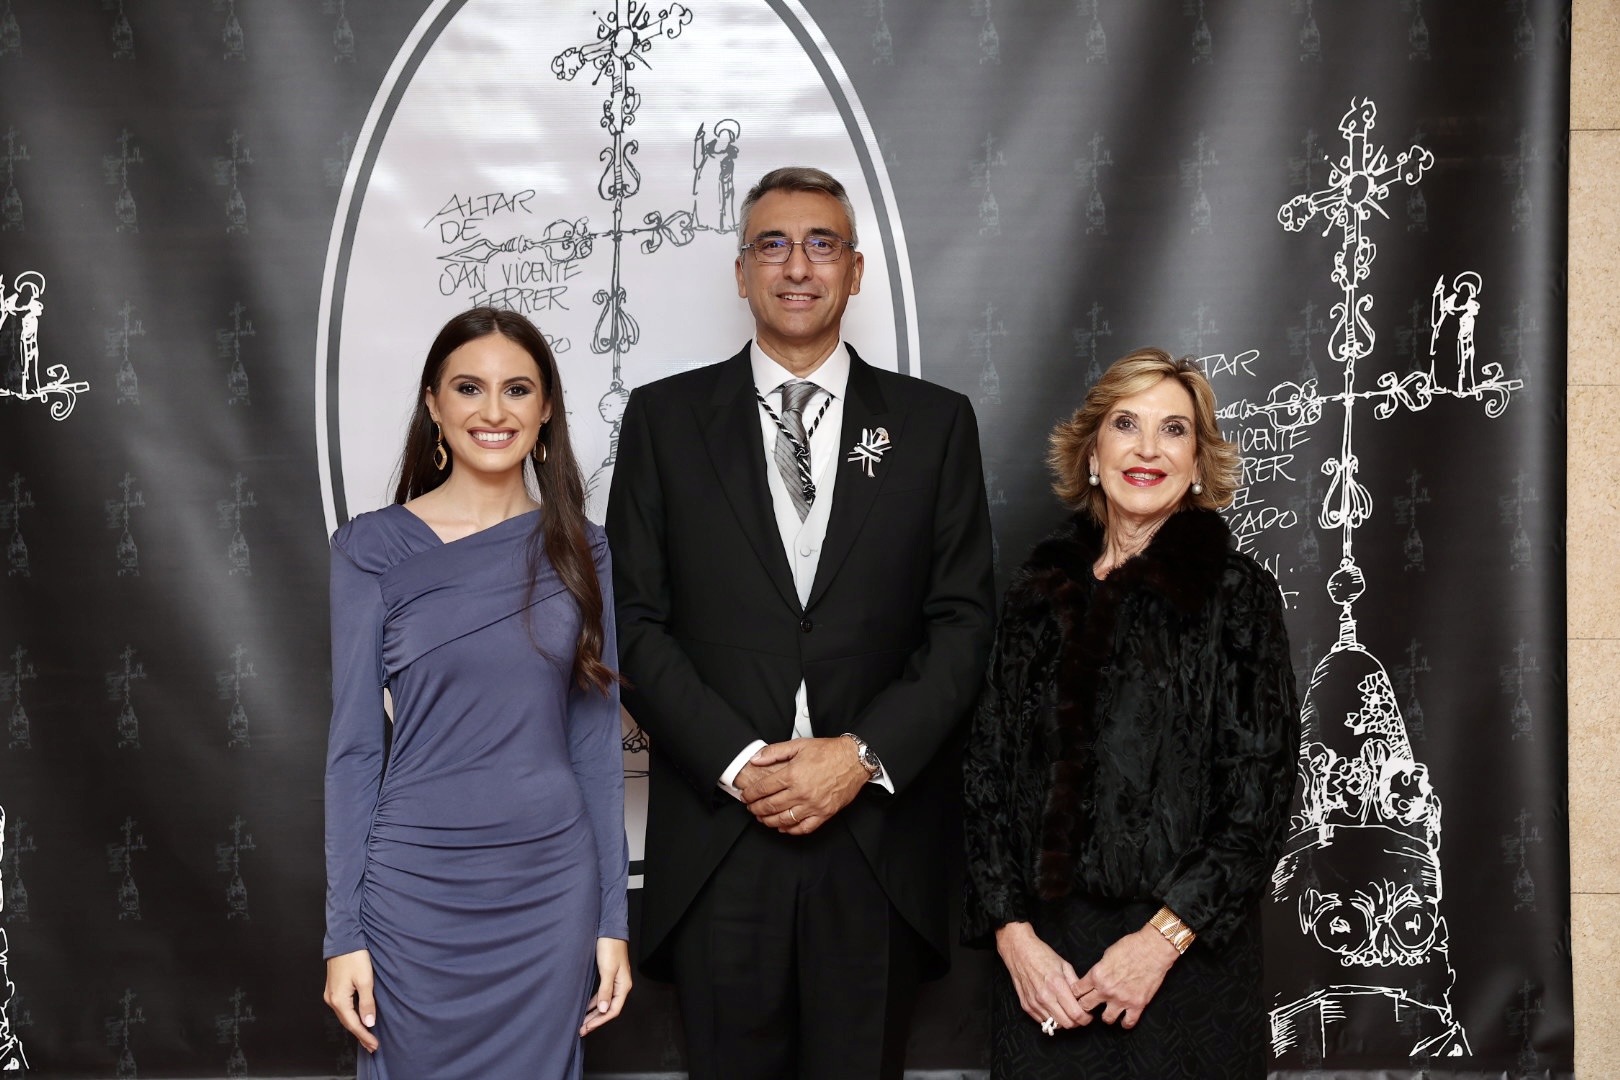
top-left (322, 307), bottom-right (631, 1080)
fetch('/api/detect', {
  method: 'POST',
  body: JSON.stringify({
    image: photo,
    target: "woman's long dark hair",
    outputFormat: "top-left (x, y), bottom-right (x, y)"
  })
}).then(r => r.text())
top-left (394, 307), bottom-right (616, 695)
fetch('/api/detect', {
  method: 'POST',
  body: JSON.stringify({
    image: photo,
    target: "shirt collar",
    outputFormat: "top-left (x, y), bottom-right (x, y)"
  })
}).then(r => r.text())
top-left (749, 339), bottom-right (850, 402)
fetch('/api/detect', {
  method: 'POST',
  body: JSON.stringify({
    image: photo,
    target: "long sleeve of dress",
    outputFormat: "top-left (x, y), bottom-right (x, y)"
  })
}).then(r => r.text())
top-left (962, 582), bottom-right (1056, 948)
top-left (323, 531), bottom-right (388, 959)
top-left (568, 533), bottom-right (630, 940)
top-left (1156, 560), bottom-right (1301, 947)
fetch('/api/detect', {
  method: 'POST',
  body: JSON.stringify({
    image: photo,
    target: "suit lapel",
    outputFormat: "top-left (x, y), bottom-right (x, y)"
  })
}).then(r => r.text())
top-left (808, 349), bottom-right (895, 608)
top-left (699, 347), bottom-right (801, 613)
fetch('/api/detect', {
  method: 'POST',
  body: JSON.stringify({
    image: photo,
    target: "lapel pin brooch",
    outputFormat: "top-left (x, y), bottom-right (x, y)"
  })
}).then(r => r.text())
top-left (846, 427), bottom-right (891, 477)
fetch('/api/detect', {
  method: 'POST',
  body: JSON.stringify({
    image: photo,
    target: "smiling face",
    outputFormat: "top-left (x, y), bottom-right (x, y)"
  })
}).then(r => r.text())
top-left (424, 332), bottom-right (551, 481)
top-left (735, 188), bottom-right (864, 370)
top-left (1089, 375), bottom-right (1200, 533)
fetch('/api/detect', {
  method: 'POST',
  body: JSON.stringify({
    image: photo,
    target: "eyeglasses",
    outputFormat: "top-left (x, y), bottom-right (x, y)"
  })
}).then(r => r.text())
top-left (739, 236), bottom-right (855, 264)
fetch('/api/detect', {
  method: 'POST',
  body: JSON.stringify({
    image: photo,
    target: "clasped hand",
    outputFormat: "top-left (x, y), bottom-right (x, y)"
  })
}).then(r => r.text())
top-left (736, 737), bottom-right (868, 835)
top-left (995, 922), bottom-right (1180, 1032)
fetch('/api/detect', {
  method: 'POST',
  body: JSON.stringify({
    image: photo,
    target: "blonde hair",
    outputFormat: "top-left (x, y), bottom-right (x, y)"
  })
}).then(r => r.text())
top-left (1047, 347), bottom-right (1240, 524)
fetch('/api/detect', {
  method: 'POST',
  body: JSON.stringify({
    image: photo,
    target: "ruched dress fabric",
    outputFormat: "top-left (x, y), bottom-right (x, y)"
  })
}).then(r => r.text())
top-left (962, 509), bottom-right (1299, 1080)
top-left (324, 506), bottom-right (628, 1080)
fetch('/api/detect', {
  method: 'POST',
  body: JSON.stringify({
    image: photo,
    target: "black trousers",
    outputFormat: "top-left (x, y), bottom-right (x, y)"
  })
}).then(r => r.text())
top-left (668, 820), bottom-right (923, 1080)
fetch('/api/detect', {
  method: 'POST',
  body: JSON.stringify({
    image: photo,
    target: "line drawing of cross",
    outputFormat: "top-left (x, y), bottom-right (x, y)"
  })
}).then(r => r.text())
top-left (108, 644), bottom-right (145, 702)
top-left (218, 475), bottom-right (256, 575)
top-left (106, 473), bottom-right (144, 535)
top-left (971, 132), bottom-right (1005, 237)
top-left (104, 129), bottom-right (143, 232)
top-left (1, 475), bottom-right (29, 578)
top-left (1182, 299), bottom-right (1220, 356)
top-left (440, 0), bottom-right (741, 501)
top-left (1272, 98), bottom-right (1431, 616)
top-left (1075, 132), bottom-right (1112, 234)
top-left (216, 131), bottom-right (252, 234)
top-left (1263, 99), bottom-right (1524, 638)
top-left (107, 299), bottom-right (143, 405)
top-left (218, 301), bottom-right (254, 404)
top-left (1181, 130), bottom-right (1217, 233)
top-left (552, 0), bottom-right (699, 387)
top-left (215, 987), bottom-right (255, 1057)
top-left (105, 988), bottom-right (145, 1066)
top-left (1073, 300), bottom-right (1113, 386)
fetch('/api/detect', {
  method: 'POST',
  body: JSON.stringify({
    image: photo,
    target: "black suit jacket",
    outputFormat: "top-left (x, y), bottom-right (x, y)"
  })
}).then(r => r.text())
top-left (605, 344), bottom-right (996, 979)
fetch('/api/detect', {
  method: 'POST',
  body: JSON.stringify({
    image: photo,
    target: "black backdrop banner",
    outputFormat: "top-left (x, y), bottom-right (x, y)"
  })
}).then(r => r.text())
top-left (0, 2), bottom-right (1570, 1077)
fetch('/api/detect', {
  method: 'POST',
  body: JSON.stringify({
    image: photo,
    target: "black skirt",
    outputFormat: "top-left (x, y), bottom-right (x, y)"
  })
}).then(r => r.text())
top-left (990, 894), bottom-right (1267, 1080)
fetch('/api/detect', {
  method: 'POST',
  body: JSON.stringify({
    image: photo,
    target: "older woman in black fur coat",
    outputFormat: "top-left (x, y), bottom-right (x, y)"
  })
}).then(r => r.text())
top-left (963, 348), bottom-right (1300, 1079)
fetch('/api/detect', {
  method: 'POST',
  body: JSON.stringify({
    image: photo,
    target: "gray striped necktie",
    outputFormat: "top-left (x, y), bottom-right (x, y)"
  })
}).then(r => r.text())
top-left (773, 380), bottom-right (819, 521)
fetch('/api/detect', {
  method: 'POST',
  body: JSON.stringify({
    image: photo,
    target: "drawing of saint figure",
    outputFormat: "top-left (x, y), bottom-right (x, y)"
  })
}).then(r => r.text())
top-left (1431, 272), bottom-right (1481, 394)
top-left (692, 119), bottom-right (740, 232)
top-left (0, 274), bottom-right (42, 398)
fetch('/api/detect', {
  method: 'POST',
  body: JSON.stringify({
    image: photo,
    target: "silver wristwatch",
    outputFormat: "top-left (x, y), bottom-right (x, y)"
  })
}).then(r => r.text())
top-left (842, 732), bottom-right (882, 778)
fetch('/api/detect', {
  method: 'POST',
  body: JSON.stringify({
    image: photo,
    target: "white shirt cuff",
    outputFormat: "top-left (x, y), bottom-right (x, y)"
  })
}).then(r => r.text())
top-left (869, 763), bottom-right (895, 795)
top-left (718, 739), bottom-right (768, 800)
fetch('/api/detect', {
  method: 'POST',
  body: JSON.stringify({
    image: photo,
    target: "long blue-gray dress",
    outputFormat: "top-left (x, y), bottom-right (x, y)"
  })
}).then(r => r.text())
top-left (324, 505), bottom-right (629, 1080)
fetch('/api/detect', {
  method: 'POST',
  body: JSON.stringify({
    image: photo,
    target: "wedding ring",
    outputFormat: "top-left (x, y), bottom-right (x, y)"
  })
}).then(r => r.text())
top-left (1040, 1016), bottom-right (1057, 1037)
top-left (787, 807), bottom-right (798, 823)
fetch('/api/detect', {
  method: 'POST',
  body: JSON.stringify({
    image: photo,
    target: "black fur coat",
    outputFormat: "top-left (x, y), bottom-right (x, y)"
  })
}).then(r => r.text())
top-left (962, 508), bottom-right (1299, 948)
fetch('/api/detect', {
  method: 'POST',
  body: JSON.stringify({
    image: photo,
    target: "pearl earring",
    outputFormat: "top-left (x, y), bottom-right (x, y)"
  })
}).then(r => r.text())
top-left (1088, 472), bottom-right (1100, 487)
top-left (1191, 479), bottom-right (1204, 495)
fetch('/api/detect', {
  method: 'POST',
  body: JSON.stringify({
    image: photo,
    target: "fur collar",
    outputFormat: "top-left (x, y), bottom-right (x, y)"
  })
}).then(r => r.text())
top-left (1021, 507), bottom-right (1232, 617)
top-left (1027, 507), bottom-right (1233, 901)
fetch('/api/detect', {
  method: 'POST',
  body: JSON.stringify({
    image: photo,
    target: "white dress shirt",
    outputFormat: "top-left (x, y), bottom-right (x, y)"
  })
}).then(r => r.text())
top-left (716, 340), bottom-right (892, 798)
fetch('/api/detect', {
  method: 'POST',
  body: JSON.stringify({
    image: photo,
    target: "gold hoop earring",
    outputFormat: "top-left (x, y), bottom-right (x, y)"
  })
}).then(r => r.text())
top-left (433, 423), bottom-right (448, 471)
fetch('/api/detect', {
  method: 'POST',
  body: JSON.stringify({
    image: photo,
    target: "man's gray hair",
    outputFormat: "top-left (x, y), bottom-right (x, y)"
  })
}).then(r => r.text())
top-left (738, 166), bottom-right (859, 249)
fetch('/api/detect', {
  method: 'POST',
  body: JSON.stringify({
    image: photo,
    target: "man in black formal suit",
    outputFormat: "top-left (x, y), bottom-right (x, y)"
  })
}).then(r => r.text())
top-left (605, 166), bottom-right (995, 1080)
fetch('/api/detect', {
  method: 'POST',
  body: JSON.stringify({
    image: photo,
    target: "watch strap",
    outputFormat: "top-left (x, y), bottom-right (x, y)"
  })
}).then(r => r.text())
top-left (841, 732), bottom-right (882, 778)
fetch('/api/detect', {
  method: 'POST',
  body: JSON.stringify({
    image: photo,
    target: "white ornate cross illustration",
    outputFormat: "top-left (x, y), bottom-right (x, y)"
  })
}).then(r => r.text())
top-left (1264, 99), bottom-right (1518, 628)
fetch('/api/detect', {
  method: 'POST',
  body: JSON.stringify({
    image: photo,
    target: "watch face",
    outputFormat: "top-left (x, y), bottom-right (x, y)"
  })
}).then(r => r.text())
top-left (859, 745), bottom-right (880, 773)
